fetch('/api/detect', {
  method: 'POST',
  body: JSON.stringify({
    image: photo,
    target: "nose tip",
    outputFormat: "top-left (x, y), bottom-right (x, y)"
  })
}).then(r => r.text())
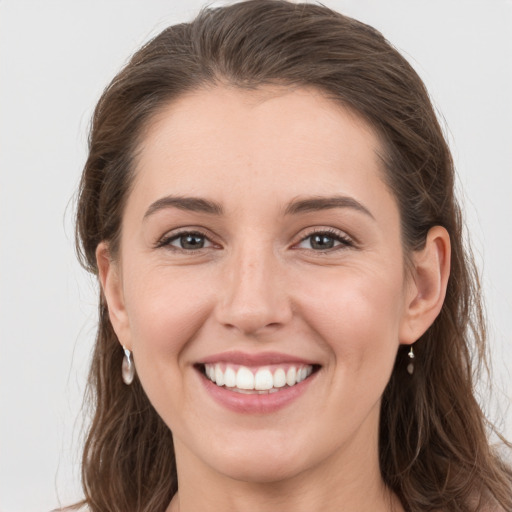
top-left (221, 304), bottom-right (285, 336)
top-left (215, 255), bottom-right (292, 336)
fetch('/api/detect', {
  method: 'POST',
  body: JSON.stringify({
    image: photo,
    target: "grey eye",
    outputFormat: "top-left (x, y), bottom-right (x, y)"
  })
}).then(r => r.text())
top-left (309, 234), bottom-right (336, 250)
top-left (296, 231), bottom-right (352, 251)
top-left (169, 232), bottom-right (212, 250)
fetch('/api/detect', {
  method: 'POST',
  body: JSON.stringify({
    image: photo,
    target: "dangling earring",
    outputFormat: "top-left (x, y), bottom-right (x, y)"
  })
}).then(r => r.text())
top-left (122, 346), bottom-right (135, 385)
top-left (407, 345), bottom-right (415, 375)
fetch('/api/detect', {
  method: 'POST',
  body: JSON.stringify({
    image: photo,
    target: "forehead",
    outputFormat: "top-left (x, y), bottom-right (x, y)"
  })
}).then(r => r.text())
top-left (130, 85), bottom-right (394, 215)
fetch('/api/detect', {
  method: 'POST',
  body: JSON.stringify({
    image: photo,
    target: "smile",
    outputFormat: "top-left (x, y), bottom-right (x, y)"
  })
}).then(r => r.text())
top-left (196, 352), bottom-right (321, 413)
top-left (202, 363), bottom-right (315, 394)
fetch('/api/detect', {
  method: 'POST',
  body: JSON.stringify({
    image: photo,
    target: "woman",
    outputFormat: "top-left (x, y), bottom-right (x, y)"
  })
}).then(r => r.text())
top-left (73, 1), bottom-right (512, 510)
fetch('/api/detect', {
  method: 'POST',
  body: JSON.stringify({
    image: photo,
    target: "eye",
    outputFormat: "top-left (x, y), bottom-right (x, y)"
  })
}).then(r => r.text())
top-left (296, 230), bottom-right (353, 251)
top-left (158, 231), bottom-right (214, 251)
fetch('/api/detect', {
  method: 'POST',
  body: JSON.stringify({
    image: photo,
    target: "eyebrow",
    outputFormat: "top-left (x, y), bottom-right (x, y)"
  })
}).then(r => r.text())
top-left (284, 195), bottom-right (375, 219)
top-left (143, 195), bottom-right (223, 219)
top-left (143, 194), bottom-right (374, 220)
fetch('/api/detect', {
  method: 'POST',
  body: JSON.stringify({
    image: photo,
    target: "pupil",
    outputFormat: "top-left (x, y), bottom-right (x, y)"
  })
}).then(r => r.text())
top-left (181, 234), bottom-right (204, 249)
top-left (311, 234), bottom-right (334, 250)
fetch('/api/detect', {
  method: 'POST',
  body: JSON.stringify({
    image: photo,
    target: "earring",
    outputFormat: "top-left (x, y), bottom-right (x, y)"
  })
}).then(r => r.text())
top-left (122, 346), bottom-right (135, 385)
top-left (407, 346), bottom-right (415, 375)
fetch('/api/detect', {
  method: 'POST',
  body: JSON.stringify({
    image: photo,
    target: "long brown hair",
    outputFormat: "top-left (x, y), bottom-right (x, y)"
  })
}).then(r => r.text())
top-left (75, 1), bottom-right (512, 510)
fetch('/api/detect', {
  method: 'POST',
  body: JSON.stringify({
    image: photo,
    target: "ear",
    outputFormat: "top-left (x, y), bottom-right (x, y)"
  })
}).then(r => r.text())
top-left (96, 242), bottom-right (132, 351)
top-left (399, 226), bottom-right (451, 345)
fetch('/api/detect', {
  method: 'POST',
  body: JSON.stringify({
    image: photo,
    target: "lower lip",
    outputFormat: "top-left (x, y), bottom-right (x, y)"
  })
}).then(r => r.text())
top-left (198, 370), bottom-right (318, 414)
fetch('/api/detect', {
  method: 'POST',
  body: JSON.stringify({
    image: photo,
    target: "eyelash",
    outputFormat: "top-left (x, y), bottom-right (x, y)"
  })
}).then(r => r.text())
top-left (155, 227), bottom-right (354, 254)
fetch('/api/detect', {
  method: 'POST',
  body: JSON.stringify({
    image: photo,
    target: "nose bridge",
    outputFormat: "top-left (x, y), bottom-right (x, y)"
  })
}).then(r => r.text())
top-left (217, 239), bottom-right (291, 334)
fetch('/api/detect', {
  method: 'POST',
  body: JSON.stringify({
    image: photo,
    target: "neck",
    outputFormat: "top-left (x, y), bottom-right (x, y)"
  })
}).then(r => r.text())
top-left (168, 474), bottom-right (400, 512)
top-left (166, 425), bottom-right (403, 512)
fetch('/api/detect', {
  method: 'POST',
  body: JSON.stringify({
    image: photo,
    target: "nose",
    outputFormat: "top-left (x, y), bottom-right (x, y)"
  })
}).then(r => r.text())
top-left (215, 245), bottom-right (293, 336)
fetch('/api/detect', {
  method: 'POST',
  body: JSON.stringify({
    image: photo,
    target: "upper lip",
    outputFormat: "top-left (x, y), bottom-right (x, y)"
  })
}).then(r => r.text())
top-left (198, 350), bottom-right (319, 367)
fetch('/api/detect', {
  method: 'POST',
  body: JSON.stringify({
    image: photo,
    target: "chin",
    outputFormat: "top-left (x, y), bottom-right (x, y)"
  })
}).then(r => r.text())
top-left (193, 430), bottom-right (320, 484)
top-left (215, 454), bottom-right (308, 484)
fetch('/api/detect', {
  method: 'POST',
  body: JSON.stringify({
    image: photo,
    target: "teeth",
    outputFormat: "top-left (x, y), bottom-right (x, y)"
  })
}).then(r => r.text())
top-left (273, 368), bottom-right (286, 388)
top-left (224, 366), bottom-right (236, 388)
top-left (254, 368), bottom-right (273, 390)
top-left (203, 363), bottom-right (315, 392)
top-left (215, 365), bottom-right (225, 386)
top-left (286, 367), bottom-right (296, 386)
top-left (236, 367), bottom-right (254, 390)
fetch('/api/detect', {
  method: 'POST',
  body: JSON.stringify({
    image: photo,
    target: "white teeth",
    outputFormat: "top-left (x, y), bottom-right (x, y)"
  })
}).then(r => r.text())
top-left (296, 367), bottom-right (312, 383)
top-left (224, 366), bottom-right (236, 387)
top-left (286, 367), bottom-right (296, 386)
top-left (254, 368), bottom-right (273, 390)
top-left (215, 365), bottom-right (225, 386)
top-left (203, 363), bottom-right (315, 392)
top-left (236, 367), bottom-right (255, 390)
top-left (273, 368), bottom-right (286, 388)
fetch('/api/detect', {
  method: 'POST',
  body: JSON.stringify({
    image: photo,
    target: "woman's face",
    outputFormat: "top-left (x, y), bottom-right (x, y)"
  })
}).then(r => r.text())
top-left (101, 86), bottom-right (419, 483)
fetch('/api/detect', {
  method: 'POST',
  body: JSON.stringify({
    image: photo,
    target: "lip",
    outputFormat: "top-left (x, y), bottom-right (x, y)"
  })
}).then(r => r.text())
top-left (195, 351), bottom-right (320, 414)
top-left (198, 350), bottom-right (318, 367)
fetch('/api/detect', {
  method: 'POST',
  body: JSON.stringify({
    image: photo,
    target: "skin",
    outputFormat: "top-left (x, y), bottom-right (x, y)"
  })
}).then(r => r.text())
top-left (97, 86), bottom-right (450, 512)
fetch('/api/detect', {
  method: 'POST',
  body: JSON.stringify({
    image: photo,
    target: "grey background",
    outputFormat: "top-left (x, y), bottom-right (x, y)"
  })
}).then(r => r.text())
top-left (1, 1), bottom-right (511, 510)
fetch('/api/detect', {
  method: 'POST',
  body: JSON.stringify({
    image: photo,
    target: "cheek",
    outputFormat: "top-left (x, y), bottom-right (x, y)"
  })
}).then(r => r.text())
top-left (294, 265), bottom-right (405, 366)
top-left (293, 268), bottom-right (405, 433)
top-left (122, 263), bottom-right (214, 360)
top-left (120, 264), bottom-right (217, 428)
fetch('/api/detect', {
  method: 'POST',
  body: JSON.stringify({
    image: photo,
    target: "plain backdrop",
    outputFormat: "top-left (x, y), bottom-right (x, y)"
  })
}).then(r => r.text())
top-left (0, 1), bottom-right (511, 510)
